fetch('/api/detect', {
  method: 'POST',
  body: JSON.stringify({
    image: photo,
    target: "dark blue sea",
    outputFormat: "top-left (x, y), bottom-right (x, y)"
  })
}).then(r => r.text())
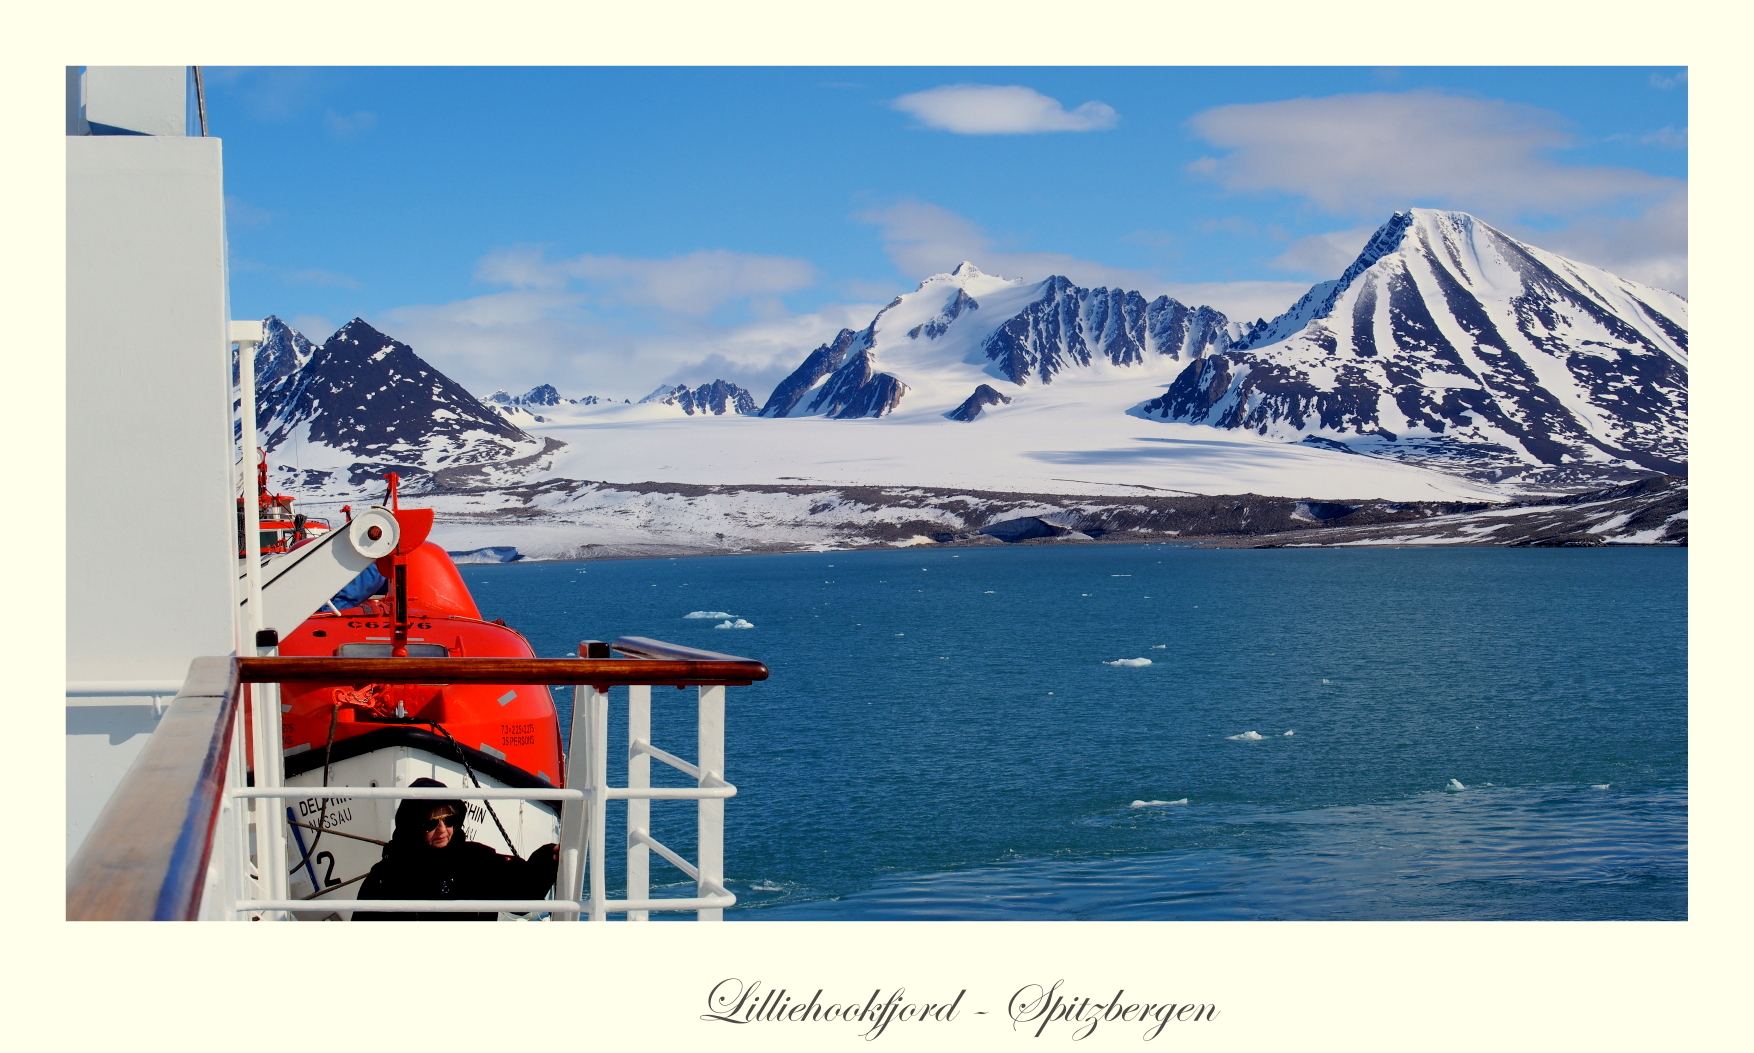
top-left (457, 544), bottom-right (1686, 921)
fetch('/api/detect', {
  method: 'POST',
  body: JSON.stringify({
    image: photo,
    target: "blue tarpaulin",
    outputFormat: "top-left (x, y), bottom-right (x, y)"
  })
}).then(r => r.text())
top-left (329, 564), bottom-right (386, 610)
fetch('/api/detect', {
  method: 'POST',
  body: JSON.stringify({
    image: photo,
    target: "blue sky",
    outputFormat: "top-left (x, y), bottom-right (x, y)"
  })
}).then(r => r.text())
top-left (211, 66), bottom-right (1687, 400)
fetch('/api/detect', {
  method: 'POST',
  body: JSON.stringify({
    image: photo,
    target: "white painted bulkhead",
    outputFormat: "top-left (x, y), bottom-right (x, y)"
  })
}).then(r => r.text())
top-left (65, 65), bottom-right (239, 858)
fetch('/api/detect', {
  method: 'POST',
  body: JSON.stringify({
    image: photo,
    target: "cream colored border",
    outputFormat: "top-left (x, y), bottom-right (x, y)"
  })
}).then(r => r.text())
top-left (12, 3), bottom-right (1743, 1048)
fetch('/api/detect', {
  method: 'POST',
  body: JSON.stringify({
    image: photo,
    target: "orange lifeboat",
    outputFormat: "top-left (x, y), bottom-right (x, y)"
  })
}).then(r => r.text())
top-left (261, 473), bottom-right (564, 910)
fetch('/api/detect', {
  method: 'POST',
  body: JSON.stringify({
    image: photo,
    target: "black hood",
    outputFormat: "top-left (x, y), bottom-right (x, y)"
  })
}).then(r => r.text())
top-left (387, 777), bottom-right (468, 855)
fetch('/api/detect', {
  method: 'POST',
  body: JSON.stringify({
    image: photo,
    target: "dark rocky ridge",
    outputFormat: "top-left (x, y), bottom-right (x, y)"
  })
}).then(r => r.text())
top-left (908, 288), bottom-right (979, 339)
top-left (429, 474), bottom-right (1685, 556)
top-left (254, 316), bottom-right (550, 491)
top-left (1137, 210), bottom-right (1687, 489)
top-left (947, 384), bottom-right (1012, 422)
top-left (645, 380), bottom-right (759, 415)
top-left (763, 272), bottom-right (1236, 419)
top-left (981, 277), bottom-right (1234, 386)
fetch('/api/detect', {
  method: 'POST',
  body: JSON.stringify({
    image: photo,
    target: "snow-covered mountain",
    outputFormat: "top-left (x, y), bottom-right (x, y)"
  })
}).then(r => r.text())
top-left (1138, 209), bottom-right (1687, 483)
top-left (485, 383), bottom-right (610, 409)
top-left (245, 207), bottom-right (1685, 557)
top-left (749, 211), bottom-right (1685, 489)
top-left (760, 262), bottom-right (1239, 420)
top-left (639, 380), bottom-right (760, 416)
top-left (254, 317), bottom-right (552, 492)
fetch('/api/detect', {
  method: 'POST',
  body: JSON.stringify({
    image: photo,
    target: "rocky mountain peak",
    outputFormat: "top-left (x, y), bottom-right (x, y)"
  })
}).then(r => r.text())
top-left (644, 380), bottom-right (760, 416)
top-left (254, 318), bottom-right (546, 491)
top-left (1138, 209), bottom-right (1687, 488)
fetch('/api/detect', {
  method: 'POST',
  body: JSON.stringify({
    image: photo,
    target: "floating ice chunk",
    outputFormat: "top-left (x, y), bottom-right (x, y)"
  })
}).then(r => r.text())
top-left (1281, 730), bottom-right (1294, 737)
top-left (1104, 658), bottom-right (1152, 667)
top-left (1226, 731), bottom-right (1264, 741)
top-left (685, 611), bottom-right (733, 619)
top-left (750, 882), bottom-right (783, 892)
top-left (1446, 779), bottom-right (1466, 791)
top-left (1130, 798), bottom-right (1189, 808)
top-left (1150, 644), bottom-right (1167, 649)
top-left (713, 618), bottom-right (754, 629)
top-left (1321, 679), bottom-right (1331, 684)
top-left (1590, 783), bottom-right (1611, 790)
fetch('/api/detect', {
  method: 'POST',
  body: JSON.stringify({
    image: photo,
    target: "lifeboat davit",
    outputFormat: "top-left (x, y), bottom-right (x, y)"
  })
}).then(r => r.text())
top-left (265, 474), bottom-right (563, 917)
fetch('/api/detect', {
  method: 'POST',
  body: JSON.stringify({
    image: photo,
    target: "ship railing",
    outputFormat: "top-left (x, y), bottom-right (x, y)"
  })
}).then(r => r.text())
top-left (66, 657), bottom-right (245, 921)
top-left (65, 642), bottom-right (768, 921)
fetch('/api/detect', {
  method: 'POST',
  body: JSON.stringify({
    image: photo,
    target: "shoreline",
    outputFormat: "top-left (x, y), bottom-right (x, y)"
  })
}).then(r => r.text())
top-left (431, 473), bottom-right (1686, 563)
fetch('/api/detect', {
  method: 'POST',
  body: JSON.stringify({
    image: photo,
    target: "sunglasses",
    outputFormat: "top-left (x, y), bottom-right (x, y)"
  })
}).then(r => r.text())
top-left (423, 814), bottom-right (460, 831)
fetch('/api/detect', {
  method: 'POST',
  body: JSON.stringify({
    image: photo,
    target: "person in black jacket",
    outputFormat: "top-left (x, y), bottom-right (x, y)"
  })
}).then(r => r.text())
top-left (353, 778), bottom-right (559, 921)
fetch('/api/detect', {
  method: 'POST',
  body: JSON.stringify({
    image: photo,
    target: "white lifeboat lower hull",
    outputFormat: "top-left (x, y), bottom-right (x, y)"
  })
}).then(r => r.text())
top-left (280, 745), bottom-right (562, 921)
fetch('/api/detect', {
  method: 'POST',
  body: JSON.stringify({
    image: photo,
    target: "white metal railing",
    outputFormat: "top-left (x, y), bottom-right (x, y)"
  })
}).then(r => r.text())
top-left (228, 639), bottom-right (746, 921)
top-left (570, 635), bottom-right (741, 920)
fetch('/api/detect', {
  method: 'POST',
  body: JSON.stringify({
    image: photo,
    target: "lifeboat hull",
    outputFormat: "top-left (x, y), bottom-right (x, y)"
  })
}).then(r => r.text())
top-left (282, 734), bottom-right (562, 921)
top-left (262, 531), bottom-right (568, 921)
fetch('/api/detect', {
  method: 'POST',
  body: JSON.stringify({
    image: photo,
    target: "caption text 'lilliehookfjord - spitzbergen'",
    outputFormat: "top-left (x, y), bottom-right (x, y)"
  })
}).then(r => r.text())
top-left (701, 978), bottom-right (1219, 1040)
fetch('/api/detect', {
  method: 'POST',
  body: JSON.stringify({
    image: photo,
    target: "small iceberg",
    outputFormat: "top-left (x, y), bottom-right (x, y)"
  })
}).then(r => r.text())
top-left (1226, 731), bottom-right (1264, 741)
top-left (1281, 730), bottom-right (1295, 737)
top-left (685, 611), bottom-right (733, 619)
top-left (1104, 657), bottom-right (1152, 667)
top-left (1590, 783), bottom-right (1611, 790)
top-left (1446, 779), bottom-right (1466, 791)
top-left (1150, 644), bottom-right (1167, 649)
top-left (1130, 798), bottom-right (1189, 808)
top-left (713, 618), bottom-right (754, 629)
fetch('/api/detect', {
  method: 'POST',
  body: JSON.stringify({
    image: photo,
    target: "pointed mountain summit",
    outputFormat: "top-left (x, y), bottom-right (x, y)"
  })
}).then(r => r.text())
top-left (255, 317), bottom-right (550, 489)
top-left (1138, 209), bottom-right (1687, 485)
top-left (640, 380), bottom-right (760, 416)
top-left (760, 264), bottom-right (1236, 419)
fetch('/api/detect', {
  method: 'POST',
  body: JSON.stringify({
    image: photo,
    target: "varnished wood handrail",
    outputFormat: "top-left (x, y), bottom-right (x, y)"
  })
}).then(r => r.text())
top-left (610, 636), bottom-right (756, 664)
top-left (67, 656), bottom-right (240, 921)
top-left (239, 655), bottom-right (769, 686)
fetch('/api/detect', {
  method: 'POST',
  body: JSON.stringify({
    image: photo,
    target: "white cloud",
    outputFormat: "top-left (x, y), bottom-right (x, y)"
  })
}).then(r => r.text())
top-left (858, 199), bottom-right (1305, 323)
top-left (378, 286), bottom-right (880, 402)
top-left (1608, 126), bottom-right (1687, 150)
top-left (1186, 90), bottom-right (1674, 217)
top-left (283, 268), bottom-right (362, 290)
top-left (1270, 225), bottom-right (1382, 278)
top-left (857, 199), bottom-right (1157, 290)
top-left (1269, 199), bottom-right (1689, 298)
top-left (1187, 90), bottom-right (1687, 295)
top-left (289, 314), bottom-right (336, 341)
top-left (892, 84), bottom-right (1118, 135)
top-left (1160, 281), bottom-right (1310, 326)
top-left (1512, 191), bottom-right (1688, 296)
top-left (476, 246), bottom-right (817, 315)
top-left (205, 67), bottom-right (326, 122)
top-left (225, 196), bottom-right (275, 230)
top-left (324, 110), bottom-right (377, 137)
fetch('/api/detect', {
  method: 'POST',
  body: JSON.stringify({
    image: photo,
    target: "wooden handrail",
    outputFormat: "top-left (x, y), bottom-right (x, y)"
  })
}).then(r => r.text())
top-left (67, 656), bottom-right (241, 921)
top-left (239, 655), bottom-right (769, 686)
top-left (610, 636), bottom-right (755, 663)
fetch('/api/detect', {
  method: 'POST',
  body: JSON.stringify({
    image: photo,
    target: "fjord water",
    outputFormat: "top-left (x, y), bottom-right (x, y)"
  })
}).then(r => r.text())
top-left (458, 545), bottom-right (1686, 921)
